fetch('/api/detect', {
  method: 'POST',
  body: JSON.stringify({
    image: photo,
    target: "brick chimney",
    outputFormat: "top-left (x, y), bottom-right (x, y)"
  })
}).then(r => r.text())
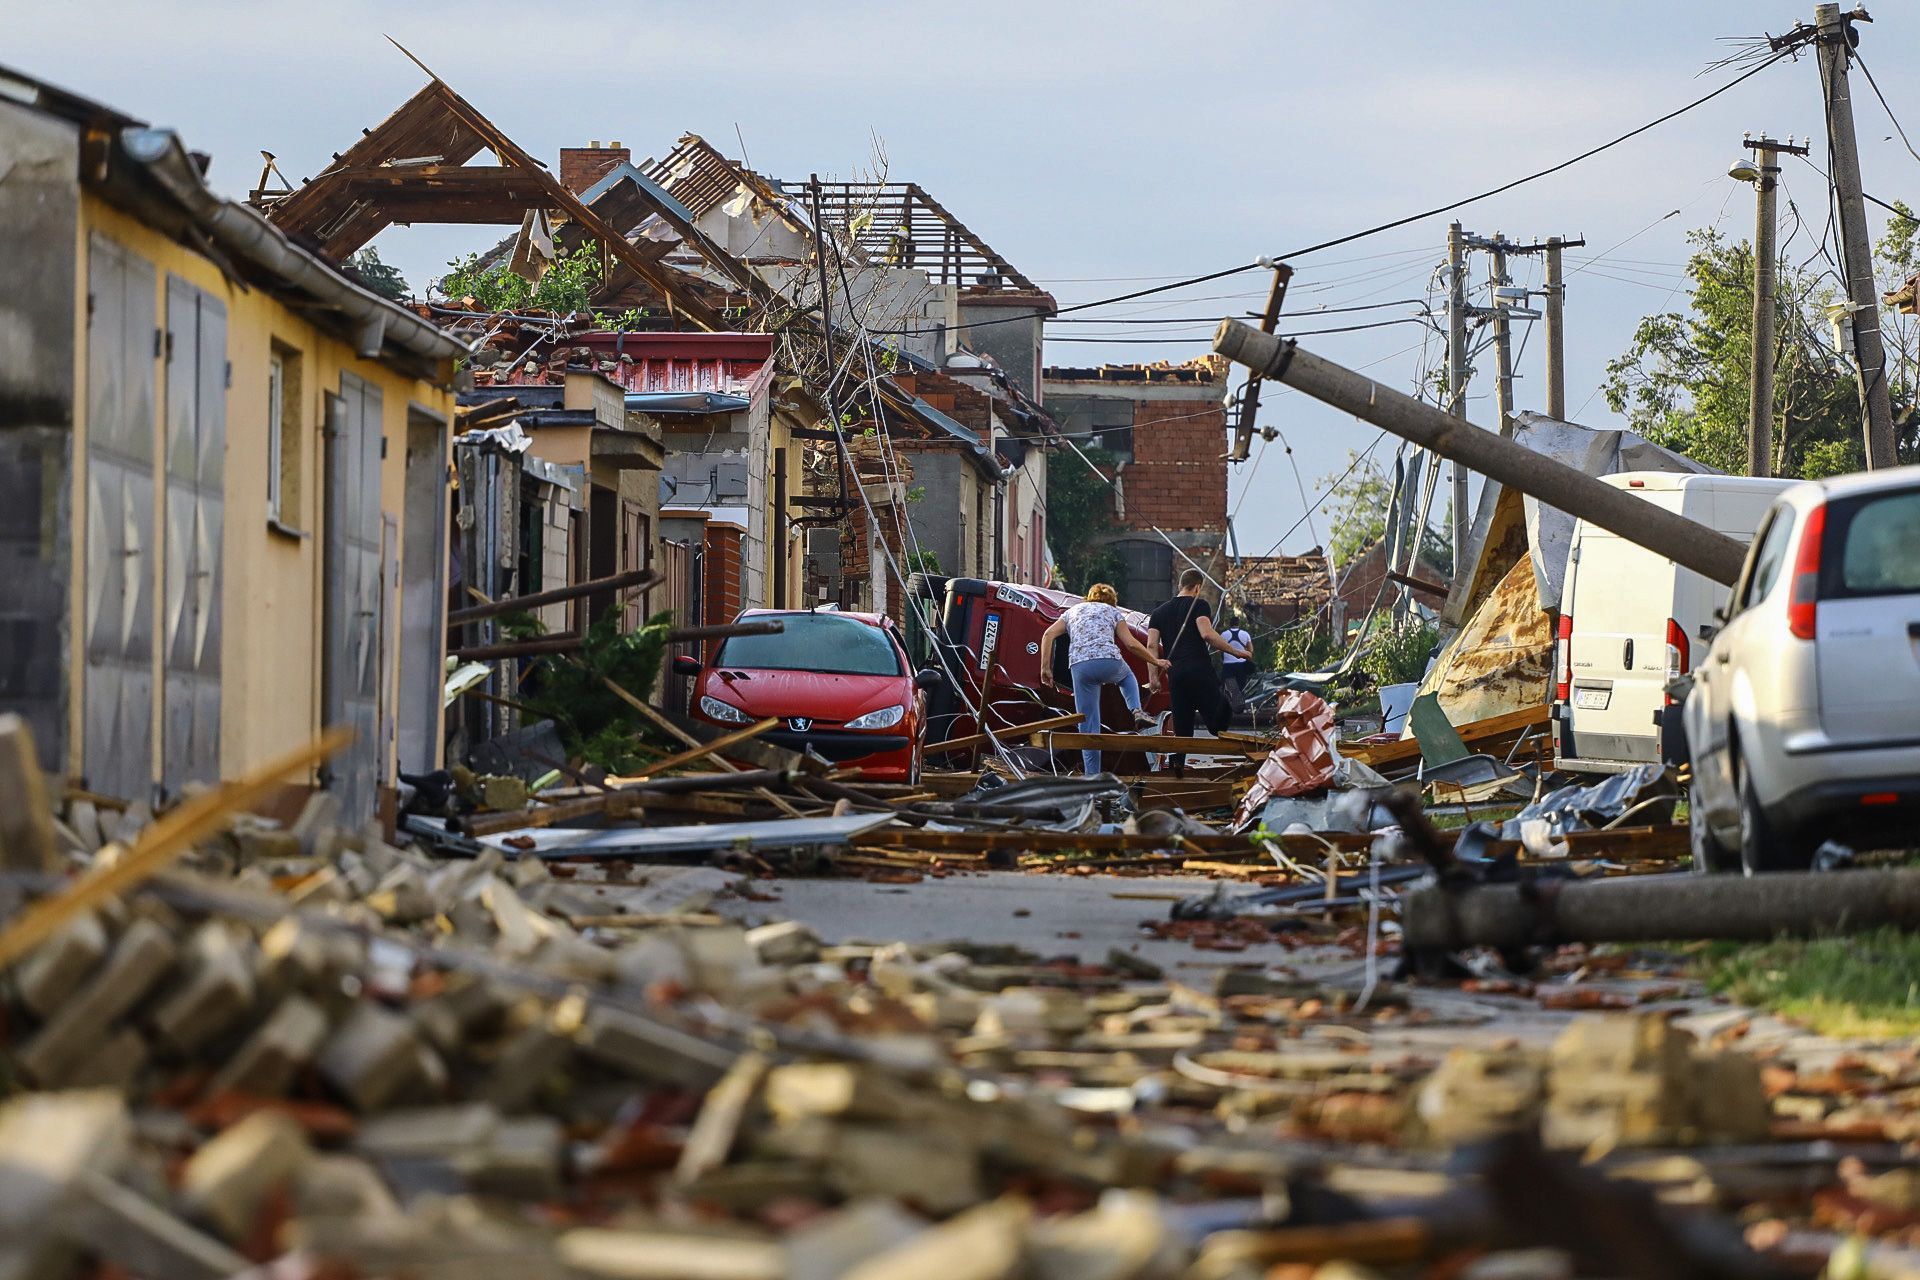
top-left (558, 140), bottom-right (630, 195)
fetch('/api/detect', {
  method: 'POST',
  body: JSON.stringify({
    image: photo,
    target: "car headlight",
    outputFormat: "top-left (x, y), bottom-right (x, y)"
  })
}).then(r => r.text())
top-left (698, 694), bottom-right (753, 725)
top-left (844, 703), bottom-right (905, 730)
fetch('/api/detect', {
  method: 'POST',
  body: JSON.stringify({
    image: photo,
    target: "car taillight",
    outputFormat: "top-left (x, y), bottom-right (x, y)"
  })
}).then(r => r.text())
top-left (1553, 613), bottom-right (1573, 703)
top-left (1663, 617), bottom-right (1688, 706)
top-left (1786, 503), bottom-right (1827, 640)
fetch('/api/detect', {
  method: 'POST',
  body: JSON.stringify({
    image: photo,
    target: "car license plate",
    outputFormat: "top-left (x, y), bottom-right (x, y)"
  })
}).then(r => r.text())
top-left (1574, 687), bottom-right (1610, 711)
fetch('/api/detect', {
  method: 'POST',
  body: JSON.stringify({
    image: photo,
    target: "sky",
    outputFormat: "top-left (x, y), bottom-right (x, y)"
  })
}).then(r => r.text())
top-left (14, 0), bottom-right (1920, 562)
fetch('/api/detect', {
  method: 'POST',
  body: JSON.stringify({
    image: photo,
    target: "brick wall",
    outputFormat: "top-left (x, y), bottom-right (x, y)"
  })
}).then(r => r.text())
top-left (558, 142), bottom-right (631, 194)
top-left (703, 524), bottom-right (745, 627)
top-left (1122, 398), bottom-right (1227, 533)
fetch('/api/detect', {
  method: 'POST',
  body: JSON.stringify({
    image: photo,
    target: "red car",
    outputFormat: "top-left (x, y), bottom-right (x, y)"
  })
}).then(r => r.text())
top-left (677, 609), bottom-right (938, 781)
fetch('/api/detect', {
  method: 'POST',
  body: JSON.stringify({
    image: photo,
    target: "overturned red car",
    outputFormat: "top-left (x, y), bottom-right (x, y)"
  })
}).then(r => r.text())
top-left (677, 609), bottom-right (939, 782)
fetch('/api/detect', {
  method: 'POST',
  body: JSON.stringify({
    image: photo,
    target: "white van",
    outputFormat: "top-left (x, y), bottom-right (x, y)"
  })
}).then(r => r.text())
top-left (1553, 472), bottom-right (1795, 774)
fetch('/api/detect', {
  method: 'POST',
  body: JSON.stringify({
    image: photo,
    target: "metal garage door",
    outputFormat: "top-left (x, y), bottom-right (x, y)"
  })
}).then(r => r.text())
top-left (161, 275), bottom-right (226, 795)
top-left (323, 375), bottom-right (384, 823)
top-left (82, 233), bottom-right (156, 802)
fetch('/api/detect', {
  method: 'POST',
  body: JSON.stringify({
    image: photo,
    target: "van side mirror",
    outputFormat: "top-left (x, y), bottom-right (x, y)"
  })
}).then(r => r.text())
top-left (671, 654), bottom-right (702, 678)
top-left (914, 668), bottom-right (945, 692)
top-left (1697, 623), bottom-right (1718, 643)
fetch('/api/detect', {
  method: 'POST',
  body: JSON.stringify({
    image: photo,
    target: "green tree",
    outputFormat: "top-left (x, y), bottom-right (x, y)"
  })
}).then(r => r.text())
top-left (436, 241), bottom-right (610, 316)
top-left (1603, 222), bottom-right (1920, 477)
top-left (1318, 452), bottom-right (1453, 575)
top-left (344, 247), bottom-right (410, 302)
top-left (1046, 446), bottom-right (1126, 592)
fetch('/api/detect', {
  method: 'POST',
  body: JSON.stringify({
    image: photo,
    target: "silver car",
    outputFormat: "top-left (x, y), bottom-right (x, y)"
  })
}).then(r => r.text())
top-left (1684, 465), bottom-right (1920, 873)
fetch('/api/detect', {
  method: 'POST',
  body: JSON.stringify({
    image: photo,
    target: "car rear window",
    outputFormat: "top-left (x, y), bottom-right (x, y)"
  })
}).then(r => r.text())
top-left (1825, 487), bottom-right (1920, 598)
top-left (715, 614), bottom-right (903, 676)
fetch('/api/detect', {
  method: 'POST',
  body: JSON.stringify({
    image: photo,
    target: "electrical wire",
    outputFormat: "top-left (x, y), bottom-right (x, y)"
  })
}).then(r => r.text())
top-left (870, 49), bottom-right (1790, 339)
top-left (1855, 52), bottom-right (1920, 170)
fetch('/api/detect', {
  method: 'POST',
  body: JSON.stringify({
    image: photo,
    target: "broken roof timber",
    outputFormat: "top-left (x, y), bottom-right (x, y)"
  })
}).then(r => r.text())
top-left (803, 180), bottom-right (1043, 296)
top-left (262, 78), bottom-right (728, 330)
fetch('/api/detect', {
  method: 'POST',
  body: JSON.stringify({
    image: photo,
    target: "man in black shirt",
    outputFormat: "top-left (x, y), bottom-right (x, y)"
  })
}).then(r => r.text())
top-left (1147, 569), bottom-right (1254, 774)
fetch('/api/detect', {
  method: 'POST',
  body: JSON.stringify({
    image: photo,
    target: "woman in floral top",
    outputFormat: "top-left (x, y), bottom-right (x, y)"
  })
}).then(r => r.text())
top-left (1038, 583), bottom-right (1170, 775)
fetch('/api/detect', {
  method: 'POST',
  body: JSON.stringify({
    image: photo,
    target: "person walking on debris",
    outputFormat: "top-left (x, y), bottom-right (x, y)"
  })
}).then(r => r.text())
top-left (1148, 569), bottom-right (1254, 775)
top-left (1040, 583), bottom-right (1168, 776)
top-left (1218, 612), bottom-right (1254, 716)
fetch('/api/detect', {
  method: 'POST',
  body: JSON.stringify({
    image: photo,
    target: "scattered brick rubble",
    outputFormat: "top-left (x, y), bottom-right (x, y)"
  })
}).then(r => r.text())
top-left (5, 728), bottom-right (1920, 1278)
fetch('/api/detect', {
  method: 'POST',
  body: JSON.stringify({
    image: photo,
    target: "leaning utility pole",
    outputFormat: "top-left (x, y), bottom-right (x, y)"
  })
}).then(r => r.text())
top-left (1813, 3), bottom-right (1898, 468)
top-left (1738, 136), bottom-right (1807, 477)
top-left (1445, 223), bottom-right (1471, 561)
top-left (1211, 322), bottom-right (1751, 587)
top-left (1544, 237), bottom-right (1566, 419)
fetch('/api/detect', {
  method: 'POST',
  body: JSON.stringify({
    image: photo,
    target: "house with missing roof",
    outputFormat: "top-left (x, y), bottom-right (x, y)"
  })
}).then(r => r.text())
top-left (0, 64), bottom-right (463, 823)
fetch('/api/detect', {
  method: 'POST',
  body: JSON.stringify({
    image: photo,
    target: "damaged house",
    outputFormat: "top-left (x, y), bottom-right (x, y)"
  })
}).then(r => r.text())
top-left (0, 65), bottom-right (463, 822)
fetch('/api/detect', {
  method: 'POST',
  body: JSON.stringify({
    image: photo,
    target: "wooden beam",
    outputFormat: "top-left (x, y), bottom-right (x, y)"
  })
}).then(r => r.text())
top-left (1039, 732), bottom-right (1270, 758)
top-left (1340, 704), bottom-right (1549, 769)
top-left (612, 718), bottom-right (780, 782)
top-left (923, 711), bottom-right (1084, 757)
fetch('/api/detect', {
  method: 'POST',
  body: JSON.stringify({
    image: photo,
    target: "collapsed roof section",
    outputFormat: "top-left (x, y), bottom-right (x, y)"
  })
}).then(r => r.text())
top-left (257, 76), bottom-right (736, 330)
top-left (804, 181), bottom-right (1045, 299)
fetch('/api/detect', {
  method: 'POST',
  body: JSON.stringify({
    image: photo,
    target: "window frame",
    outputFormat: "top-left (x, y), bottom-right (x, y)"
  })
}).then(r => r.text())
top-left (266, 353), bottom-right (284, 523)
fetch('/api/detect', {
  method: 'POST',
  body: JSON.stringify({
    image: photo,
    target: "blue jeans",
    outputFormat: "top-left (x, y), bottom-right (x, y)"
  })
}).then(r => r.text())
top-left (1070, 657), bottom-right (1140, 776)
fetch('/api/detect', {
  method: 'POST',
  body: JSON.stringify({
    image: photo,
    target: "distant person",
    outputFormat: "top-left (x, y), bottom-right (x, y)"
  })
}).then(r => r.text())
top-left (1219, 613), bottom-right (1254, 714)
top-left (1147, 570), bottom-right (1254, 774)
top-left (1039, 583), bottom-right (1169, 776)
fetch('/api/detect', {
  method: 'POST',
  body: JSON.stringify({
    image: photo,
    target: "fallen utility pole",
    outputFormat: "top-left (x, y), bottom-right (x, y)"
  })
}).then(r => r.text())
top-left (1813, 2), bottom-right (1899, 468)
top-left (1211, 324), bottom-right (1750, 585)
top-left (1402, 867), bottom-right (1920, 951)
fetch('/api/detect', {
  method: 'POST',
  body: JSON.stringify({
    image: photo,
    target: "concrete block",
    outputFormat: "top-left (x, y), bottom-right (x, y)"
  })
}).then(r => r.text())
top-left (207, 996), bottom-right (330, 1098)
top-left (317, 1002), bottom-right (429, 1111)
top-left (0, 1091), bottom-right (129, 1234)
top-left (824, 1125), bottom-right (983, 1215)
top-left (457, 1115), bottom-right (564, 1200)
top-left (367, 864), bottom-right (438, 924)
top-left (233, 825), bottom-right (301, 863)
top-left (355, 1104), bottom-right (500, 1160)
top-left (17, 918), bottom-right (178, 1085)
top-left (0, 715), bottom-right (58, 873)
top-left (289, 791), bottom-right (341, 855)
top-left (479, 1016), bottom-right (575, 1113)
top-left (293, 1153), bottom-right (402, 1221)
top-left (746, 921), bottom-right (821, 966)
top-left (410, 975), bottom-right (513, 1054)
top-left (557, 1228), bottom-right (784, 1280)
top-left (1415, 1048), bottom-right (1547, 1146)
top-left (67, 799), bottom-right (103, 853)
top-left (11, 912), bottom-right (108, 1018)
top-left (69, 1169), bottom-right (249, 1280)
top-left (575, 1005), bottom-right (730, 1091)
top-left (179, 1111), bottom-right (311, 1241)
top-left (1027, 1190), bottom-right (1189, 1280)
top-left (784, 1199), bottom-right (927, 1280)
top-left (973, 987), bottom-right (1090, 1039)
top-left (147, 924), bottom-right (257, 1055)
top-left (841, 1198), bottom-right (1030, 1280)
top-left (65, 1026), bottom-right (148, 1091)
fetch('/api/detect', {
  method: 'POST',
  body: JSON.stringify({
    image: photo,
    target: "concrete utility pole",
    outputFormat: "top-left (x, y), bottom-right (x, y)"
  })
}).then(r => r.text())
top-left (1814, 3), bottom-right (1898, 468)
top-left (1212, 322), bottom-right (1751, 586)
top-left (1487, 237), bottom-right (1517, 435)
top-left (1544, 237), bottom-right (1566, 419)
top-left (1445, 223), bottom-right (1472, 561)
top-left (1734, 136), bottom-right (1807, 477)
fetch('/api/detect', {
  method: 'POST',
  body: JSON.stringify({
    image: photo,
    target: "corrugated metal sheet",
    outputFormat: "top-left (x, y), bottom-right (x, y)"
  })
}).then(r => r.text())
top-left (1413, 551), bottom-right (1552, 731)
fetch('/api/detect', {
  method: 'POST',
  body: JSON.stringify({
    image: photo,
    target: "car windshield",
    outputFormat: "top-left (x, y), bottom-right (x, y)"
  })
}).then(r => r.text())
top-left (715, 614), bottom-right (903, 676)
top-left (1832, 488), bottom-right (1920, 597)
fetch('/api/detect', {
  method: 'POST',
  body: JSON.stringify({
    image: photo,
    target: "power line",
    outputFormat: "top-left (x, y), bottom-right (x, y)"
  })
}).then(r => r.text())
top-left (1855, 52), bottom-right (1920, 171)
top-left (1047, 298), bottom-right (1432, 324)
top-left (874, 49), bottom-right (1790, 339)
top-left (1046, 315), bottom-right (1437, 345)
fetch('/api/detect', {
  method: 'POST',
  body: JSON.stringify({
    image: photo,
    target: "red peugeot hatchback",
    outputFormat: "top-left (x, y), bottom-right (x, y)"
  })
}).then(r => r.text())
top-left (678, 609), bottom-right (940, 781)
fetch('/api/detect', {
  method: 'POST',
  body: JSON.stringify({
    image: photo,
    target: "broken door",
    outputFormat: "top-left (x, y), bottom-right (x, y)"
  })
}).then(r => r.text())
top-left (161, 275), bottom-right (226, 795)
top-left (323, 375), bottom-right (384, 822)
top-left (83, 233), bottom-right (157, 802)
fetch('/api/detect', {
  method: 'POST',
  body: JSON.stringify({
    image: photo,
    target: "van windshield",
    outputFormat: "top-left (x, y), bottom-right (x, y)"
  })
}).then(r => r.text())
top-left (715, 614), bottom-right (903, 676)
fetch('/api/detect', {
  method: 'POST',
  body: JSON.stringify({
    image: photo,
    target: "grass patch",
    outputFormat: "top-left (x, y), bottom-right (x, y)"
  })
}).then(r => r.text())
top-left (1696, 928), bottom-right (1920, 1037)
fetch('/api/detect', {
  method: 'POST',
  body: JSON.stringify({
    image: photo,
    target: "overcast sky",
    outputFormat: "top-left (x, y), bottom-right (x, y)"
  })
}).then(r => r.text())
top-left (14, 1), bottom-right (1919, 561)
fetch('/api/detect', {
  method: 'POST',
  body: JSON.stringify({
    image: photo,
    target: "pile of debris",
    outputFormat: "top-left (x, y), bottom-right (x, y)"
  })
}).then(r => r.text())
top-left (10, 713), bottom-right (1920, 1279)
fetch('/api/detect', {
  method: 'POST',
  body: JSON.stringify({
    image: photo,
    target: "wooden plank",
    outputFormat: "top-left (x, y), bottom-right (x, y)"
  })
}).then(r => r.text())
top-left (610, 718), bottom-right (780, 782)
top-left (1040, 732), bottom-right (1269, 757)
top-left (1341, 704), bottom-right (1549, 768)
top-left (923, 711), bottom-right (1083, 757)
